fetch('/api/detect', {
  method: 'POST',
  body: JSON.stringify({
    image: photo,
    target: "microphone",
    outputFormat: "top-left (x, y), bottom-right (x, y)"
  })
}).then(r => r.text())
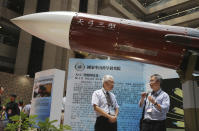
top-left (146, 89), bottom-right (152, 95)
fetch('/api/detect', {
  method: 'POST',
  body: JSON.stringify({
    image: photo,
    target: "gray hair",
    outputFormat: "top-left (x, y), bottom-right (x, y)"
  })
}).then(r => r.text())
top-left (102, 75), bottom-right (114, 84)
top-left (151, 74), bottom-right (163, 84)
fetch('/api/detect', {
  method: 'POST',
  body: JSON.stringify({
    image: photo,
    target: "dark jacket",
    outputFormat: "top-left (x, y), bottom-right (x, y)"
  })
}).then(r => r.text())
top-left (0, 96), bottom-right (2, 111)
top-left (6, 101), bottom-right (20, 118)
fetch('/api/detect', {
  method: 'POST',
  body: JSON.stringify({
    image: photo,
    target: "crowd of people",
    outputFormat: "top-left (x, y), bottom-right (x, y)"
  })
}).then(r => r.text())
top-left (0, 88), bottom-right (31, 129)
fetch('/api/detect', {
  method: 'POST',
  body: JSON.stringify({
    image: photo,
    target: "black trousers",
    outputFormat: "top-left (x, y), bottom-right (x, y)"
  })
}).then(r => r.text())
top-left (141, 119), bottom-right (166, 131)
top-left (95, 116), bottom-right (117, 131)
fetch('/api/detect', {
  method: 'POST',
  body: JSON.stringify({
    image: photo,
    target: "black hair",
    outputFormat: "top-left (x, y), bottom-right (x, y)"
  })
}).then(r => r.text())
top-left (10, 94), bottom-right (17, 98)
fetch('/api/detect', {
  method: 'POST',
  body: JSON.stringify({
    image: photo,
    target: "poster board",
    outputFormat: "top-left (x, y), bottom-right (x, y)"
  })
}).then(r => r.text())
top-left (30, 69), bottom-right (65, 126)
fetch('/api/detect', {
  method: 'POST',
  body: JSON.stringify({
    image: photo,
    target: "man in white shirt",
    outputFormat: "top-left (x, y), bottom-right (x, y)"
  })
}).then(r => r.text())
top-left (23, 102), bottom-right (31, 116)
top-left (92, 75), bottom-right (119, 131)
top-left (139, 74), bottom-right (170, 131)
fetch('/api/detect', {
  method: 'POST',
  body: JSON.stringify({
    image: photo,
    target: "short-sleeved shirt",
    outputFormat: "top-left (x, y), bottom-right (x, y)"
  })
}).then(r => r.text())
top-left (23, 104), bottom-right (31, 115)
top-left (92, 88), bottom-right (119, 117)
top-left (62, 96), bottom-right (67, 111)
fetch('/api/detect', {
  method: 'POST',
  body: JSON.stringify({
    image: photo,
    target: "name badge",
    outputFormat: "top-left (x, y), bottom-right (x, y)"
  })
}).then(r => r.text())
top-left (147, 108), bottom-right (152, 113)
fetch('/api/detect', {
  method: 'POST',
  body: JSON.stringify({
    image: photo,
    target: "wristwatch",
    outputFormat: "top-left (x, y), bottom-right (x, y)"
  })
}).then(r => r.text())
top-left (154, 102), bottom-right (158, 106)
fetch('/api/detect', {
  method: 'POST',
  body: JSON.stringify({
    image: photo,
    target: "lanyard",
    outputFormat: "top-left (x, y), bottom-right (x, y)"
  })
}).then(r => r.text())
top-left (148, 90), bottom-right (162, 107)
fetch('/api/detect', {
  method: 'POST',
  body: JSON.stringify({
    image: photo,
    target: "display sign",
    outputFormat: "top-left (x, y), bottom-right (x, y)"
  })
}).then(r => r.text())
top-left (64, 58), bottom-right (145, 131)
top-left (31, 69), bottom-right (65, 126)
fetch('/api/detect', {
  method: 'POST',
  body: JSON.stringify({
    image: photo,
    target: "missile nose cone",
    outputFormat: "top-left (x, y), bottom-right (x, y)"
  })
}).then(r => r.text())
top-left (11, 17), bottom-right (20, 22)
top-left (11, 12), bottom-right (76, 49)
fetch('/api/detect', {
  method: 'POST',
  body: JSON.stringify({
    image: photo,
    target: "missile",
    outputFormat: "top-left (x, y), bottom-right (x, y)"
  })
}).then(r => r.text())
top-left (11, 11), bottom-right (199, 70)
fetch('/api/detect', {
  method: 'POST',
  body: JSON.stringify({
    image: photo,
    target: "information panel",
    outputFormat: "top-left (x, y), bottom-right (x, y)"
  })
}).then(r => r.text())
top-left (31, 69), bottom-right (65, 127)
top-left (64, 59), bottom-right (145, 131)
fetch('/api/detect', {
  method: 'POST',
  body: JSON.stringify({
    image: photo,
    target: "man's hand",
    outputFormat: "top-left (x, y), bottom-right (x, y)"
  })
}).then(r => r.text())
top-left (139, 92), bottom-right (147, 107)
top-left (2, 106), bottom-right (5, 110)
top-left (148, 96), bottom-right (155, 104)
top-left (108, 115), bottom-right (117, 123)
top-left (141, 92), bottom-right (147, 98)
top-left (8, 109), bottom-right (12, 114)
top-left (93, 105), bottom-right (118, 122)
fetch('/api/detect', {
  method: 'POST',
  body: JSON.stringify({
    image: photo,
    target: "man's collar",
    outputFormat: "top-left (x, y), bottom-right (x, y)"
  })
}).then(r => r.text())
top-left (102, 87), bottom-right (108, 93)
top-left (157, 89), bottom-right (162, 94)
top-left (152, 89), bottom-right (162, 96)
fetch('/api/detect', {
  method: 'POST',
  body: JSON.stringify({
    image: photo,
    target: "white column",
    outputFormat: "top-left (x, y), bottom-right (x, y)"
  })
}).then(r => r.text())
top-left (182, 80), bottom-right (199, 131)
top-left (87, 0), bottom-right (98, 14)
top-left (14, 0), bottom-right (37, 75)
top-left (42, 0), bottom-right (68, 70)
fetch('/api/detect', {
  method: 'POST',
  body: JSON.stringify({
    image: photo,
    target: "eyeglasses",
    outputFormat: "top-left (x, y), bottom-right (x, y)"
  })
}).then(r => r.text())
top-left (149, 79), bottom-right (157, 83)
top-left (106, 81), bottom-right (114, 85)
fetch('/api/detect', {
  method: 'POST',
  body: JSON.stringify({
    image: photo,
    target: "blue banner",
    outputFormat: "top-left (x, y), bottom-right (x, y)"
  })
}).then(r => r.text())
top-left (64, 58), bottom-right (145, 131)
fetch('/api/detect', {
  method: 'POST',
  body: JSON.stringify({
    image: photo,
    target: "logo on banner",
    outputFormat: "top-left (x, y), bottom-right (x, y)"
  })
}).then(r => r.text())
top-left (75, 62), bottom-right (85, 71)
